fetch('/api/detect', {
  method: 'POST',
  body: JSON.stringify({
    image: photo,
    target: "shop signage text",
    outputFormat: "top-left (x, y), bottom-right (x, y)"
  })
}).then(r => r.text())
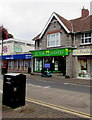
top-left (73, 48), bottom-right (92, 56)
top-left (0, 54), bottom-right (32, 60)
top-left (32, 48), bottom-right (69, 57)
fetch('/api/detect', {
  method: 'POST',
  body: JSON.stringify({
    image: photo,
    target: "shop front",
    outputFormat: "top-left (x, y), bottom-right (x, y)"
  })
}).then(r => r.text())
top-left (31, 48), bottom-right (70, 76)
top-left (0, 53), bottom-right (32, 72)
top-left (73, 48), bottom-right (92, 78)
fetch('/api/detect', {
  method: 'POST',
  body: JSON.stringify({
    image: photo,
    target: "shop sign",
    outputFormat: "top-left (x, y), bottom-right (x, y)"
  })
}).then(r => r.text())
top-left (0, 54), bottom-right (32, 60)
top-left (32, 48), bottom-right (69, 57)
top-left (14, 45), bottom-right (22, 53)
top-left (73, 48), bottom-right (92, 56)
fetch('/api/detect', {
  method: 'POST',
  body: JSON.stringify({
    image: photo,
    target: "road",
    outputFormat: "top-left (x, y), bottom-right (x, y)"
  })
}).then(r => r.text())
top-left (27, 78), bottom-right (90, 94)
top-left (26, 77), bottom-right (90, 116)
top-left (0, 74), bottom-right (91, 118)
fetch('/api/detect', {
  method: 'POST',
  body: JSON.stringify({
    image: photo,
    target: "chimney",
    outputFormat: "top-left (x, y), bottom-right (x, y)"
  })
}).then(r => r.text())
top-left (81, 7), bottom-right (89, 18)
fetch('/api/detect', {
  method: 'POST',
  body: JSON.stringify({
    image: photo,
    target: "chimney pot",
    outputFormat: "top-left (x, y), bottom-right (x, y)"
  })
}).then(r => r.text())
top-left (81, 7), bottom-right (89, 18)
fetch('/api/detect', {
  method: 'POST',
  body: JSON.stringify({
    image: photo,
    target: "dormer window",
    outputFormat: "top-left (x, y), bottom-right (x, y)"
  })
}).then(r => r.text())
top-left (47, 31), bottom-right (61, 47)
top-left (81, 32), bottom-right (92, 44)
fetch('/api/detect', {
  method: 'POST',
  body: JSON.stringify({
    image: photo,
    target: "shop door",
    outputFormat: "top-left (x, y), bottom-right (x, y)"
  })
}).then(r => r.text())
top-left (58, 57), bottom-right (66, 76)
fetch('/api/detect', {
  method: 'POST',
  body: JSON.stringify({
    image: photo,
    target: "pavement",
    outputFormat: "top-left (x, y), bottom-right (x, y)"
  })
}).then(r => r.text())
top-left (2, 101), bottom-right (85, 119)
top-left (1, 73), bottom-right (91, 119)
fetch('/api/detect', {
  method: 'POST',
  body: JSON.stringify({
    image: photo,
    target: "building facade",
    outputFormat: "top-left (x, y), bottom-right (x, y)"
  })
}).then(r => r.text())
top-left (31, 8), bottom-right (92, 78)
top-left (0, 38), bottom-right (34, 72)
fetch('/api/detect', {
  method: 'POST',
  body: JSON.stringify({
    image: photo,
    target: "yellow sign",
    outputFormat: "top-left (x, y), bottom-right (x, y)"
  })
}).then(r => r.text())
top-left (46, 51), bottom-right (50, 53)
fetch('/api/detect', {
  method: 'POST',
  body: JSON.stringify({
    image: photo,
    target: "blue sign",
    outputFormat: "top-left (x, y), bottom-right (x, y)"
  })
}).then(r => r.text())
top-left (44, 63), bottom-right (50, 68)
top-left (0, 54), bottom-right (32, 60)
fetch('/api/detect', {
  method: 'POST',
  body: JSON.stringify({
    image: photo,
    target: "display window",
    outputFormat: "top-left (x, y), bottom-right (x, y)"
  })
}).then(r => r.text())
top-left (43, 56), bottom-right (66, 74)
top-left (8, 61), bottom-right (12, 70)
top-left (18, 60), bottom-right (24, 70)
top-left (11, 61), bottom-right (14, 70)
top-left (35, 58), bottom-right (42, 71)
top-left (14, 60), bottom-right (18, 70)
top-left (24, 60), bottom-right (29, 70)
top-left (55, 61), bottom-right (58, 71)
top-left (79, 59), bottom-right (90, 77)
top-left (80, 60), bottom-right (87, 70)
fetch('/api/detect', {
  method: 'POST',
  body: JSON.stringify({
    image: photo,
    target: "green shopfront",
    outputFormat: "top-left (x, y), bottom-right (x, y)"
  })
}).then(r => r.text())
top-left (31, 48), bottom-right (72, 76)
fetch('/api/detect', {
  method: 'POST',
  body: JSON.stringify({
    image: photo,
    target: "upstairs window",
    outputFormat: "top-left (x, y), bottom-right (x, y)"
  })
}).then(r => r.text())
top-left (47, 32), bottom-right (60, 47)
top-left (81, 32), bottom-right (92, 44)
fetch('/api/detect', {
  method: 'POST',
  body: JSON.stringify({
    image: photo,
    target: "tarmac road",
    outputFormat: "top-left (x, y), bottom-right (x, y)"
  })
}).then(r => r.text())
top-left (26, 75), bottom-right (90, 116)
top-left (27, 78), bottom-right (90, 94)
top-left (0, 73), bottom-right (91, 118)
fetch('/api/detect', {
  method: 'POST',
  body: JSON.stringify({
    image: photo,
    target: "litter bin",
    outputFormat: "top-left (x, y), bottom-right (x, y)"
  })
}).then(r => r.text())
top-left (2, 73), bottom-right (26, 109)
top-left (28, 67), bottom-right (31, 74)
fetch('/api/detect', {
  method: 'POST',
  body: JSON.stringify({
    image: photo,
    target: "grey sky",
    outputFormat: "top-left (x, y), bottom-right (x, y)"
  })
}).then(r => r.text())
top-left (0, 0), bottom-right (91, 42)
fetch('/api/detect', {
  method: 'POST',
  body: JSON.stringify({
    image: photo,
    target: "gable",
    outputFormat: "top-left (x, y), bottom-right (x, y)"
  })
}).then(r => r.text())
top-left (39, 12), bottom-right (71, 39)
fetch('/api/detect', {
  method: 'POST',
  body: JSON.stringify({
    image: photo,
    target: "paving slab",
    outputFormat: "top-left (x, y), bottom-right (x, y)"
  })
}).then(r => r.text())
top-left (2, 101), bottom-right (89, 119)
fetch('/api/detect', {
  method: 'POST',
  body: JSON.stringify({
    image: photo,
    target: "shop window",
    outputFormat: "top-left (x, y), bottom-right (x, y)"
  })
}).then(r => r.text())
top-left (11, 61), bottom-right (14, 70)
top-left (35, 58), bottom-right (42, 71)
top-left (55, 61), bottom-right (58, 71)
top-left (81, 32), bottom-right (92, 44)
top-left (80, 60), bottom-right (87, 70)
top-left (8, 61), bottom-right (12, 70)
top-left (19, 60), bottom-right (24, 70)
top-left (79, 59), bottom-right (89, 77)
top-left (14, 61), bottom-right (18, 70)
top-left (24, 60), bottom-right (28, 70)
top-left (47, 32), bottom-right (60, 47)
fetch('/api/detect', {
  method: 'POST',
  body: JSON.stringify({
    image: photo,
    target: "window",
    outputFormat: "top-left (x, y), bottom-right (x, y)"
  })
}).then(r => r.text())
top-left (26, 43), bottom-right (32, 46)
top-left (6, 41), bottom-right (13, 43)
top-left (47, 33), bottom-right (60, 47)
top-left (35, 58), bottom-right (42, 71)
top-left (19, 42), bottom-right (25, 45)
top-left (24, 60), bottom-right (28, 70)
top-left (81, 32), bottom-right (92, 44)
top-left (14, 41), bottom-right (18, 44)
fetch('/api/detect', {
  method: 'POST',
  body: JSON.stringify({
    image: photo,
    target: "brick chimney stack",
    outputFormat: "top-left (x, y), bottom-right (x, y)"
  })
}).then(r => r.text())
top-left (81, 7), bottom-right (89, 18)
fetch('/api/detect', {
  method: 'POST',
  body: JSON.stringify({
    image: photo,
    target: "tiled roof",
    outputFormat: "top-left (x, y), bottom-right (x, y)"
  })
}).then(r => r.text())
top-left (55, 12), bottom-right (72, 32)
top-left (56, 12), bottom-right (92, 33)
top-left (33, 33), bottom-right (41, 40)
top-left (70, 15), bottom-right (92, 32)
top-left (33, 12), bottom-right (92, 40)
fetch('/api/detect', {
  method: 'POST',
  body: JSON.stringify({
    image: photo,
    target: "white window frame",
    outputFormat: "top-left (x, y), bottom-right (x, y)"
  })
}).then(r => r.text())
top-left (80, 32), bottom-right (92, 45)
top-left (47, 32), bottom-right (61, 47)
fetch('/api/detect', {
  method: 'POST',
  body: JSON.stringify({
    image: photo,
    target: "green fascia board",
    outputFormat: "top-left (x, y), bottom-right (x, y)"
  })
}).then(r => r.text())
top-left (30, 48), bottom-right (70, 57)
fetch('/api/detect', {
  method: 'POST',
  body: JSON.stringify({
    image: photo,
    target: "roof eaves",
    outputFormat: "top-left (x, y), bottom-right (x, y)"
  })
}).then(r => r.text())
top-left (39, 12), bottom-right (71, 39)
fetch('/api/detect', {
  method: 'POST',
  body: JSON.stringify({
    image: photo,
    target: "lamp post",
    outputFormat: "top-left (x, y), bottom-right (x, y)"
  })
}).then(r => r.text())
top-left (1, 26), bottom-right (3, 74)
top-left (1, 38), bottom-right (3, 74)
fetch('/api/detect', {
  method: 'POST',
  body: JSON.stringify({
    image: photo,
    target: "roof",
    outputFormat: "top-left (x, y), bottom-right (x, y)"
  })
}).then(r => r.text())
top-left (70, 15), bottom-right (92, 32)
top-left (33, 12), bottom-right (92, 40)
top-left (0, 38), bottom-right (35, 45)
top-left (33, 33), bottom-right (41, 41)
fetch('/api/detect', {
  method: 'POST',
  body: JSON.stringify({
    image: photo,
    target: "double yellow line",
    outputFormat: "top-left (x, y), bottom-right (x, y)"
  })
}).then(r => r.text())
top-left (26, 97), bottom-right (91, 119)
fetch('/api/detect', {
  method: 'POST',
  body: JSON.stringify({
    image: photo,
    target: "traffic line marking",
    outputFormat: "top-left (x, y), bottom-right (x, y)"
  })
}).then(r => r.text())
top-left (29, 79), bottom-right (91, 87)
top-left (64, 82), bottom-right (92, 87)
top-left (28, 84), bottom-right (50, 88)
top-left (26, 97), bottom-right (92, 118)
